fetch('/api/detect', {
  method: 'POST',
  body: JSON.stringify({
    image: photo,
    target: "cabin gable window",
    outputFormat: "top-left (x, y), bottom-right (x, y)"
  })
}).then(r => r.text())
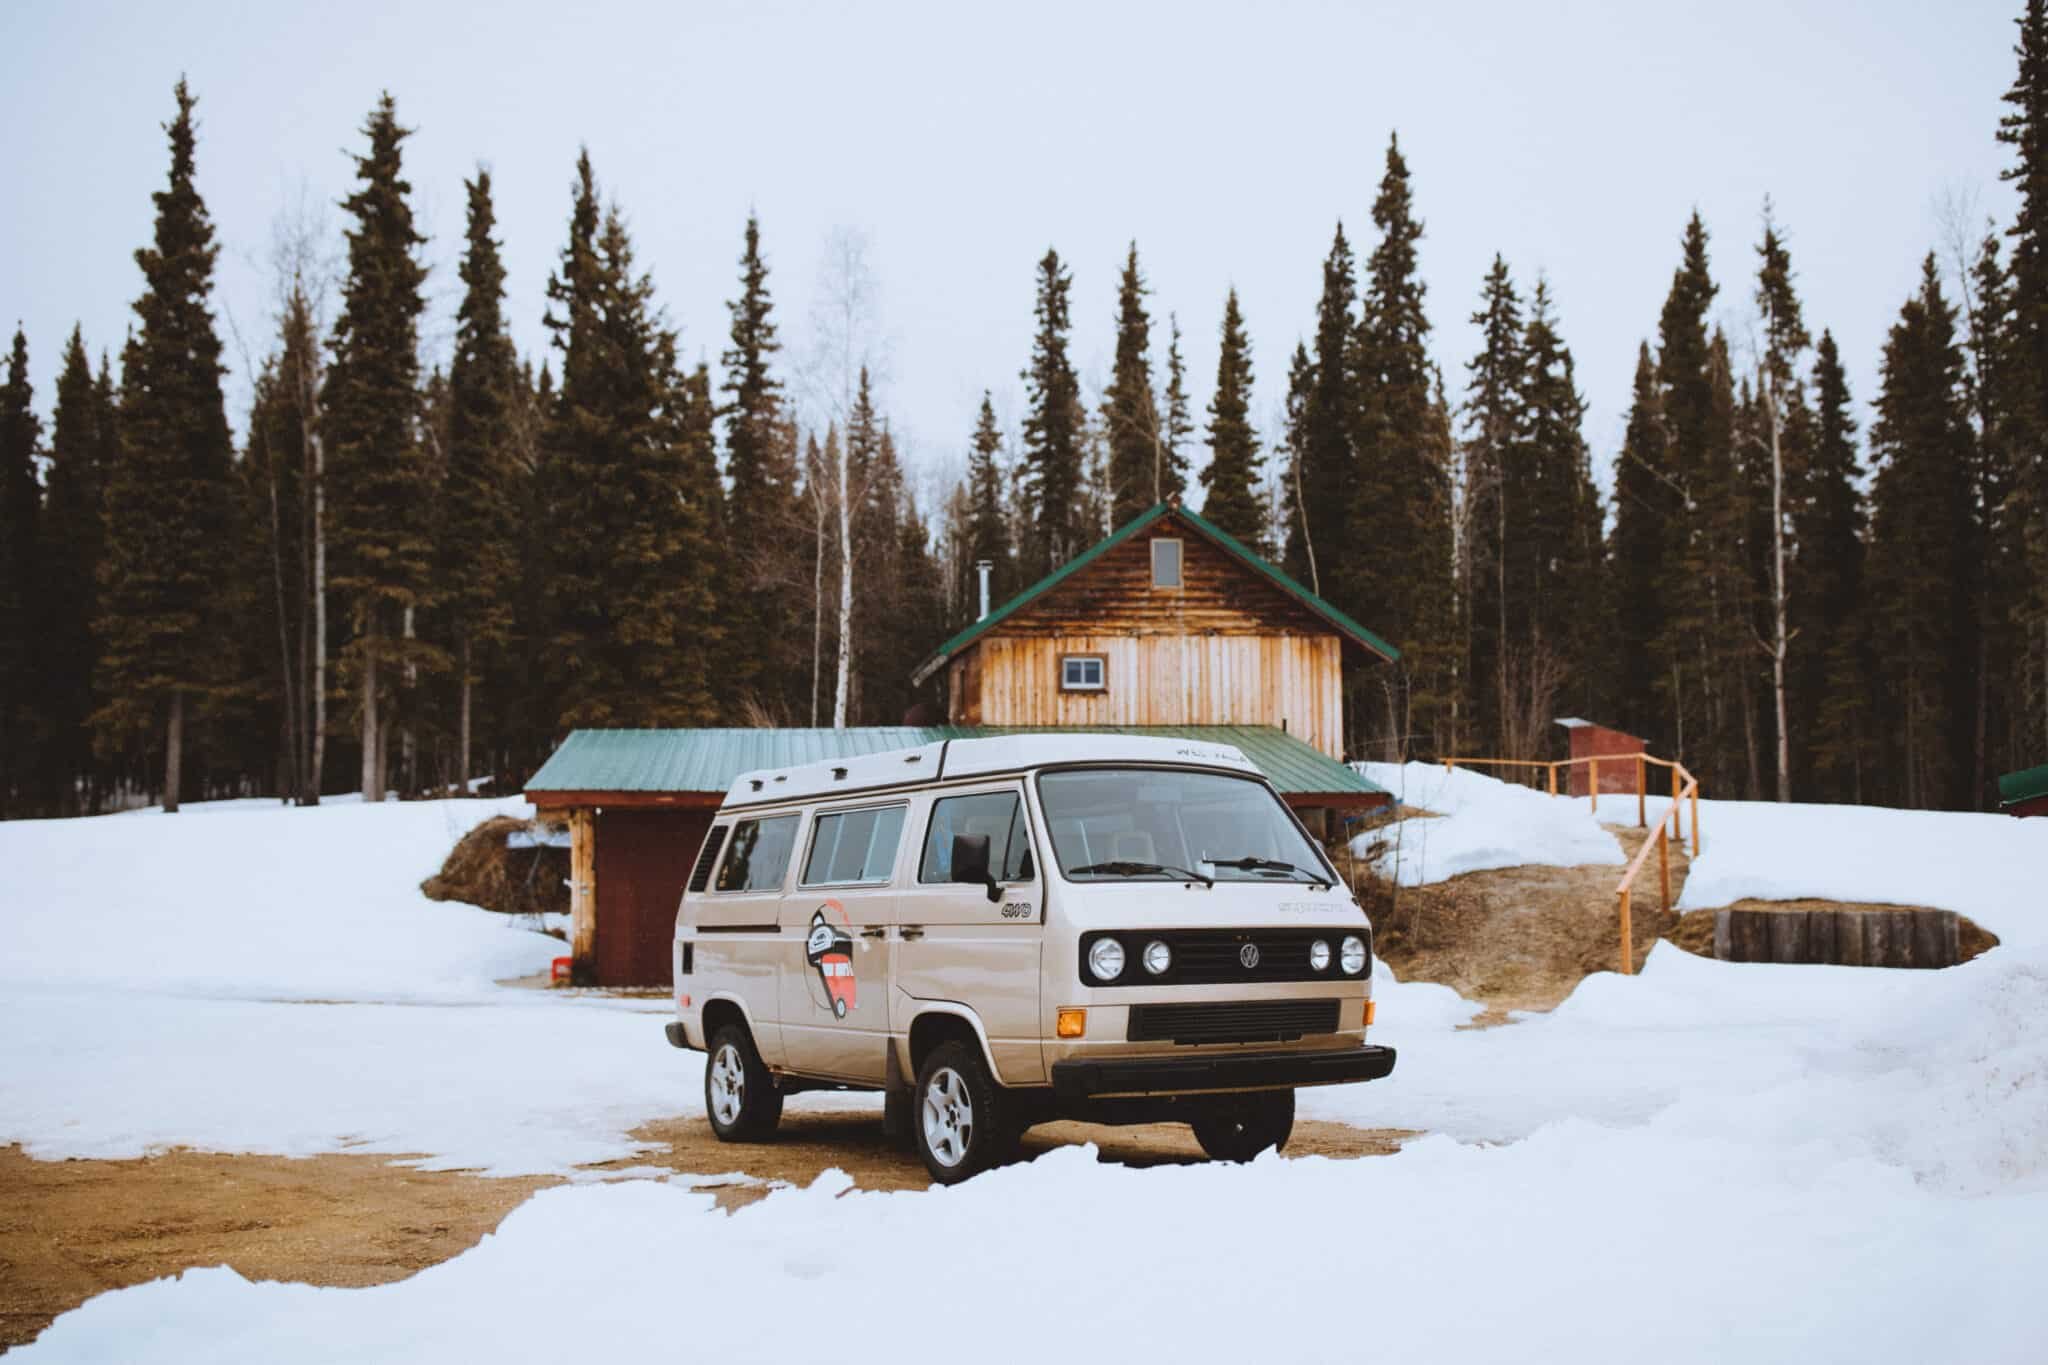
top-left (1150, 537), bottom-right (1183, 589)
top-left (1060, 654), bottom-right (1107, 692)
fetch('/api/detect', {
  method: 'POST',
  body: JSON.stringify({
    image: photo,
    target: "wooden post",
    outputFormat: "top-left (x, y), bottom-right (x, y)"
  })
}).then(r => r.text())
top-left (1637, 754), bottom-right (1647, 828)
top-left (1690, 784), bottom-right (1700, 856)
top-left (1658, 824), bottom-right (1671, 909)
top-left (1671, 764), bottom-right (1682, 839)
top-left (1444, 758), bottom-right (1455, 777)
top-left (1617, 888), bottom-right (1633, 975)
top-left (1588, 757), bottom-right (1599, 813)
top-left (569, 807), bottom-right (597, 978)
top-left (1547, 763), bottom-right (1558, 797)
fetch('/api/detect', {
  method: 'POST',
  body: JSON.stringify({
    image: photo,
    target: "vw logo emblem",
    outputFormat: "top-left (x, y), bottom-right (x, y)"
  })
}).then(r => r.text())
top-left (1239, 943), bottom-right (1261, 969)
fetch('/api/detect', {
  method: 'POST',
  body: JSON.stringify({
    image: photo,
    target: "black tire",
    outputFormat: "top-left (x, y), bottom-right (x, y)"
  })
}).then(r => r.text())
top-left (1191, 1088), bottom-right (1295, 1162)
top-left (704, 1023), bottom-right (783, 1141)
top-left (912, 1040), bottom-right (1016, 1184)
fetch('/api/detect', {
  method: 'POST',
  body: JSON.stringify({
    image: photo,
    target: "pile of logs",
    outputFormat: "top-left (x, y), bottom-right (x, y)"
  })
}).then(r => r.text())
top-left (1713, 907), bottom-right (1960, 969)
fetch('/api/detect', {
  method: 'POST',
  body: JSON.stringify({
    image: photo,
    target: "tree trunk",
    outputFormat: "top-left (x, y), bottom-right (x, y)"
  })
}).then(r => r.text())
top-left (1767, 373), bottom-right (1792, 803)
top-left (811, 489), bottom-right (826, 727)
top-left (361, 640), bottom-right (381, 803)
top-left (308, 423), bottom-right (327, 806)
top-left (459, 633), bottom-right (473, 796)
top-left (266, 440), bottom-right (302, 803)
top-left (833, 439), bottom-right (854, 729)
top-left (163, 690), bottom-right (184, 814)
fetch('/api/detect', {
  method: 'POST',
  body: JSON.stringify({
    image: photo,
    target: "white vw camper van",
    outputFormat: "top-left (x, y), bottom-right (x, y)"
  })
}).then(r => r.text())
top-left (664, 734), bottom-right (1396, 1182)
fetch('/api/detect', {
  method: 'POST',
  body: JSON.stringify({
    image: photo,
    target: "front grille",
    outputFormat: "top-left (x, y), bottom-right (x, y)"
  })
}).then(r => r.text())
top-left (1127, 998), bottom-right (1342, 1045)
top-left (1081, 928), bottom-right (1370, 986)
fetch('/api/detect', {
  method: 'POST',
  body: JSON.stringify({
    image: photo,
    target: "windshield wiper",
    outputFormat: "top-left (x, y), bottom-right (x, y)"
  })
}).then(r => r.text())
top-left (1069, 860), bottom-right (1215, 888)
top-left (1205, 855), bottom-right (1332, 887)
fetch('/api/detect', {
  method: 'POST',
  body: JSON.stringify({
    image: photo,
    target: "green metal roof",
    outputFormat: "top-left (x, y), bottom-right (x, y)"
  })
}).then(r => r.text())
top-left (910, 502), bottom-right (1400, 685)
top-left (1998, 763), bottom-right (2048, 808)
top-left (526, 724), bottom-right (1386, 802)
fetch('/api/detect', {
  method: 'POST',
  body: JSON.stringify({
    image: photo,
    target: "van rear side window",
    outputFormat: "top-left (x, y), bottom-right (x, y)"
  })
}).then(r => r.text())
top-left (801, 806), bottom-right (907, 885)
top-left (715, 815), bottom-right (799, 892)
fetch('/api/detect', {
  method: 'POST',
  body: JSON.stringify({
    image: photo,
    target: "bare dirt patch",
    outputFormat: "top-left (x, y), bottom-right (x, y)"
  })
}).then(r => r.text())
top-left (1358, 823), bottom-right (1687, 1021)
top-left (0, 1114), bottom-right (1414, 1347)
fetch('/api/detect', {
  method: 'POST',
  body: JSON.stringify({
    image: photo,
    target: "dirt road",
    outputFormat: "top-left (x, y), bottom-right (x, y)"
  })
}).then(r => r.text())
top-left (0, 1113), bottom-right (1412, 1349)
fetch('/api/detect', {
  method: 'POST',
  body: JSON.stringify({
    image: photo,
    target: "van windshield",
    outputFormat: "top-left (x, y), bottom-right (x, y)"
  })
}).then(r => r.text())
top-left (1038, 768), bottom-right (1332, 885)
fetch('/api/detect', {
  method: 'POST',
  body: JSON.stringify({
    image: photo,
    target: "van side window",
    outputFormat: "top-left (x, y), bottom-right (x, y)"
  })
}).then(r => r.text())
top-left (801, 806), bottom-right (907, 886)
top-left (919, 792), bottom-right (1035, 884)
top-left (715, 815), bottom-right (799, 892)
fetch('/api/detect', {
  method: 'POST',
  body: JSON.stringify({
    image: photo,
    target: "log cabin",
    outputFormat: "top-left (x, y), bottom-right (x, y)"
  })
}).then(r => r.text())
top-left (524, 500), bottom-right (1401, 986)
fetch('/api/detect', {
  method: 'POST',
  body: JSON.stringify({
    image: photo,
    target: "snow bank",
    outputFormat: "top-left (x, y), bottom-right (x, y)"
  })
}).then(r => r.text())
top-left (1348, 761), bottom-right (1623, 884)
top-left (0, 796), bottom-right (561, 1001)
top-left (1589, 792), bottom-right (2048, 946)
top-left (22, 1135), bottom-right (2045, 1365)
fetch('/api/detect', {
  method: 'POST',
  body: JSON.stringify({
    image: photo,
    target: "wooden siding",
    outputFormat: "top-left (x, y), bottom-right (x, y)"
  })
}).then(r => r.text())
top-left (959, 634), bottom-right (1344, 757)
top-left (996, 529), bottom-right (1337, 638)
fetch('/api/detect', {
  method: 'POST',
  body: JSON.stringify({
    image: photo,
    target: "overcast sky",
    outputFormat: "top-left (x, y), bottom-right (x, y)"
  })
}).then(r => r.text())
top-left (0, 0), bottom-right (2024, 510)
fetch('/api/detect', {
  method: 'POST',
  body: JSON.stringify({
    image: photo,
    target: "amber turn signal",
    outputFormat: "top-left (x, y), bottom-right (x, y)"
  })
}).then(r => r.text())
top-left (1056, 1008), bottom-right (1087, 1038)
top-left (1364, 999), bottom-right (1376, 1027)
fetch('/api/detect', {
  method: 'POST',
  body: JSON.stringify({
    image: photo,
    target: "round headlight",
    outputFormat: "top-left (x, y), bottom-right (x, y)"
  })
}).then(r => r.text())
top-left (1308, 939), bottom-right (1332, 972)
top-left (1340, 935), bottom-right (1368, 975)
top-left (1143, 940), bottom-right (1172, 975)
top-left (1088, 937), bottom-right (1126, 982)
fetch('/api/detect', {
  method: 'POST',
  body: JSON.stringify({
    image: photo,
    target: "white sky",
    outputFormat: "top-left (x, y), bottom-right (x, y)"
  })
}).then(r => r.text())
top-left (0, 0), bottom-right (2023, 511)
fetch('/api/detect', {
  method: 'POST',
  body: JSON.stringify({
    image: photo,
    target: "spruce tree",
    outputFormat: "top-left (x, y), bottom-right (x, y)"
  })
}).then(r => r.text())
top-left (1460, 255), bottom-right (1525, 750)
top-left (1284, 224), bottom-right (1355, 595)
top-left (1019, 248), bottom-right (1084, 576)
top-left (0, 329), bottom-right (41, 815)
top-left (962, 392), bottom-right (1013, 616)
top-left (1199, 288), bottom-right (1264, 546)
top-left (1867, 257), bottom-right (1978, 809)
top-left (1752, 211), bottom-right (1813, 801)
top-left (324, 93), bottom-right (437, 800)
top-left (721, 213), bottom-right (802, 716)
top-left (40, 328), bottom-right (106, 811)
top-left (1518, 281), bottom-right (1601, 733)
top-left (1609, 342), bottom-right (1669, 739)
top-left (441, 170), bottom-right (521, 786)
top-left (1102, 242), bottom-right (1160, 525)
top-left (1276, 341), bottom-right (1314, 578)
top-left (1350, 135), bottom-right (1454, 755)
top-left (1159, 314), bottom-right (1193, 504)
top-left (95, 80), bottom-right (237, 813)
top-left (1802, 331), bottom-right (1874, 801)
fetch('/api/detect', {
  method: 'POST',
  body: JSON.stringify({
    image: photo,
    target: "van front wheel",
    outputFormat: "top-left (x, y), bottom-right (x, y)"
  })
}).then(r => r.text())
top-left (704, 1024), bottom-right (783, 1141)
top-left (1191, 1088), bottom-right (1294, 1162)
top-left (914, 1041), bottom-right (1015, 1184)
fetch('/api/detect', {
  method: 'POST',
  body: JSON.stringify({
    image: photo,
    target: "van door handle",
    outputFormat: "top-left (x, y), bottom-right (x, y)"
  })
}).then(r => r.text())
top-left (860, 927), bottom-right (887, 940)
top-left (898, 926), bottom-right (925, 941)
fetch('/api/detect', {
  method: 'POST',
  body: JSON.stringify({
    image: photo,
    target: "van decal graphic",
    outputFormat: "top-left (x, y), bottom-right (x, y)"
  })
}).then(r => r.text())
top-left (805, 901), bottom-right (859, 1018)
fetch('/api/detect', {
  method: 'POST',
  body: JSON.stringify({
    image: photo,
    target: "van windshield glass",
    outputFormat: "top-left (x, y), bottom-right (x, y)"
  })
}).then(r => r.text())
top-left (1038, 769), bottom-right (1330, 885)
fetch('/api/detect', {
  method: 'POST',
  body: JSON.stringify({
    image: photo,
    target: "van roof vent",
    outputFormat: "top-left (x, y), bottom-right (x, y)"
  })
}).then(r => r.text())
top-left (832, 766), bottom-right (849, 780)
top-left (748, 778), bottom-right (763, 791)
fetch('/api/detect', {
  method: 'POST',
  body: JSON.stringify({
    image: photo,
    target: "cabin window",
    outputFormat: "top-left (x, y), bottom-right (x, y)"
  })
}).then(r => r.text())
top-left (1061, 654), bottom-right (1106, 692)
top-left (1151, 537), bottom-right (1183, 589)
top-left (714, 815), bottom-right (799, 892)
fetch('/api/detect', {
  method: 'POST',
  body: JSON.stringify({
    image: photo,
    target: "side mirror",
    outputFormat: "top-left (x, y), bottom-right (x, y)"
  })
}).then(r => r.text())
top-left (950, 833), bottom-right (1002, 903)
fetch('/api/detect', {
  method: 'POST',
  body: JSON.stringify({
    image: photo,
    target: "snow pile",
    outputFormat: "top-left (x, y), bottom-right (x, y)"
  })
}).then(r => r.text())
top-left (23, 1133), bottom-right (2046, 1364)
top-left (1600, 792), bottom-right (2048, 946)
top-left (1349, 760), bottom-right (1623, 884)
top-left (0, 796), bottom-right (559, 1001)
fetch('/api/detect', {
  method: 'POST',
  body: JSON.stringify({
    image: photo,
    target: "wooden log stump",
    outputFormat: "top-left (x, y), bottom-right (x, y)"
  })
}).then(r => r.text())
top-left (1711, 907), bottom-right (1960, 969)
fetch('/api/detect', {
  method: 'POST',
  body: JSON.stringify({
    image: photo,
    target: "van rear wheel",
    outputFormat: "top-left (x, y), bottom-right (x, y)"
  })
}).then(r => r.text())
top-left (704, 1024), bottom-right (783, 1141)
top-left (1191, 1088), bottom-right (1294, 1162)
top-left (913, 1041), bottom-right (1015, 1184)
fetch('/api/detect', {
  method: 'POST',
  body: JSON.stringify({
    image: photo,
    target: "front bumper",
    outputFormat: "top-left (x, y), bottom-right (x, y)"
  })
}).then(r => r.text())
top-left (1050, 1043), bottom-right (1396, 1099)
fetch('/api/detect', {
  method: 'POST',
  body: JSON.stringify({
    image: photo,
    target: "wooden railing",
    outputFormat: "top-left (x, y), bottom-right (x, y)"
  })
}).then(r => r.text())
top-left (1440, 754), bottom-right (1702, 975)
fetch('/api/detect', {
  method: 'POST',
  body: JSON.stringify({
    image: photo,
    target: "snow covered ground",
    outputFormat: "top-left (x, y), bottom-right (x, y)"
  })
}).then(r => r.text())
top-left (5, 789), bottom-right (2046, 1361)
top-left (1349, 760), bottom-right (1624, 883)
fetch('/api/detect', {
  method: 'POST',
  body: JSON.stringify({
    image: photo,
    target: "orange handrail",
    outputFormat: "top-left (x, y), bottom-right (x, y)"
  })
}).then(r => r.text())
top-left (1439, 752), bottom-right (1703, 975)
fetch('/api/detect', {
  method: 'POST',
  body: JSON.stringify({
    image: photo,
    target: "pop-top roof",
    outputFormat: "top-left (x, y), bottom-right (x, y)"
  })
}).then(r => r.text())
top-left (720, 734), bottom-right (1261, 807)
top-left (910, 502), bottom-right (1400, 686)
top-left (526, 724), bottom-right (1385, 807)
